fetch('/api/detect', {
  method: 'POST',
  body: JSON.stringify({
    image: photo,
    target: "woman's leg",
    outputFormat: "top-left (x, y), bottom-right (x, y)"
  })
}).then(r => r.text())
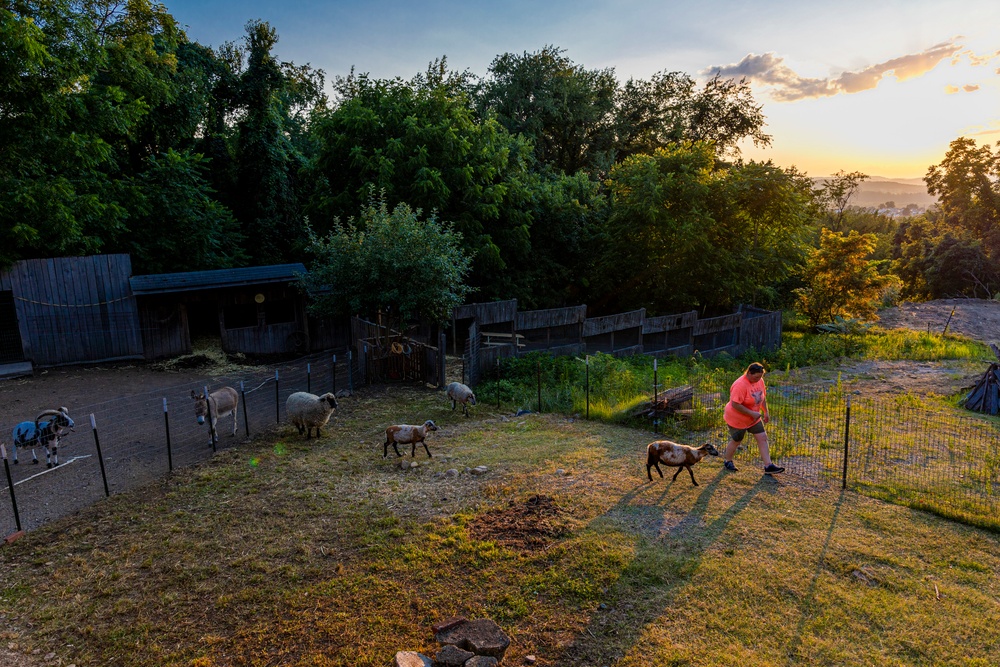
top-left (753, 430), bottom-right (773, 467)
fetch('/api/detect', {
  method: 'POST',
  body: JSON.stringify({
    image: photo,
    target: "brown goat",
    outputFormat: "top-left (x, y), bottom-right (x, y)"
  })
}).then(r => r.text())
top-left (645, 440), bottom-right (720, 485)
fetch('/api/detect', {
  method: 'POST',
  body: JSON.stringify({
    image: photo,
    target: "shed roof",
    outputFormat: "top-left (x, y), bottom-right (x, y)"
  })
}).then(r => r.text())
top-left (129, 264), bottom-right (306, 295)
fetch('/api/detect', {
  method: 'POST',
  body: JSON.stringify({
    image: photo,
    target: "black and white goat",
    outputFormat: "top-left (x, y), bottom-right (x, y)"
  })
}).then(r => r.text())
top-left (11, 407), bottom-right (75, 468)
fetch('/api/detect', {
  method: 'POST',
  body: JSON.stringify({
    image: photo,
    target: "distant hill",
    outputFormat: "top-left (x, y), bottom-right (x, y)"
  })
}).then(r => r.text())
top-left (813, 176), bottom-right (938, 210)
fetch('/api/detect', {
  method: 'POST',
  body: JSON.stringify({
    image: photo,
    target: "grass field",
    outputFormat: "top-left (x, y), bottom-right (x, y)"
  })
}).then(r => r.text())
top-left (1, 382), bottom-right (999, 666)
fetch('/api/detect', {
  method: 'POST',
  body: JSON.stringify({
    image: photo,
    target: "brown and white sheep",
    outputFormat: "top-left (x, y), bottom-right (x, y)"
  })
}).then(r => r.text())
top-left (645, 440), bottom-right (720, 486)
top-left (384, 420), bottom-right (439, 458)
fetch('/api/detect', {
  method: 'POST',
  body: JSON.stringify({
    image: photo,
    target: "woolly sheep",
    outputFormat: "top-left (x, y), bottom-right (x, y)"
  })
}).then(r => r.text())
top-left (383, 420), bottom-right (439, 458)
top-left (446, 382), bottom-right (477, 417)
top-left (286, 391), bottom-right (339, 439)
top-left (645, 440), bottom-right (720, 486)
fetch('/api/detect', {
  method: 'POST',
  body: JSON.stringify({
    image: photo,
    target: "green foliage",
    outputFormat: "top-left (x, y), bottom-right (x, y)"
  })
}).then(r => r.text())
top-left (115, 149), bottom-right (245, 273)
top-left (796, 228), bottom-right (897, 328)
top-left (300, 189), bottom-right (472, 324)
top-left (477, 45), bottom-right (619, 175)
top-left (305, 61), bottom-right (540, 300)
top-left (599, 143), bottom-right (814, 313)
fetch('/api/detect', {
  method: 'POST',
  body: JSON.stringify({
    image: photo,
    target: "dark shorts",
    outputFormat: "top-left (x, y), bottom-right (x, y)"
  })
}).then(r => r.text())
top-left (728, 421), bottom-right (765, 442)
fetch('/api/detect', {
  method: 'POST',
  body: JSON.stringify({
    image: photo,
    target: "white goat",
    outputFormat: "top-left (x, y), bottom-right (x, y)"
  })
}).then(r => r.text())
top-left (286, 391), bottom-right (338, 439)
top-left (11, 407), bottom-right (74, 467)
top-left (646, 440), bottom-right (720, 486)
top-left (446, 382), bottom-right (477, 417)
top-left (191, 387), bottom-right (239, 444)
top-left (384, 420), bottom-right (439, 458)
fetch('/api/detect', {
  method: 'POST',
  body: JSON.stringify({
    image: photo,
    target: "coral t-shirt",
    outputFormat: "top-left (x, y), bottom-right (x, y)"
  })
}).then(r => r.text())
top-left (724, 374), bottom-right (766, 429)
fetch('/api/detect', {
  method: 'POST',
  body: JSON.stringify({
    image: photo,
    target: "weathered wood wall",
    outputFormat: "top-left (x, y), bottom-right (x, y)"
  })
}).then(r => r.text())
top-left (0, 255), bottom-right (142, 366)
top-left (457, 301), bottom-right (782, 386)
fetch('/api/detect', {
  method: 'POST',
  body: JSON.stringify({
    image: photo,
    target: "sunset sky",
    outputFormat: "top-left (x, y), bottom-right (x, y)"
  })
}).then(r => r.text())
top-left (164, 0), bottom-right (1000, 180)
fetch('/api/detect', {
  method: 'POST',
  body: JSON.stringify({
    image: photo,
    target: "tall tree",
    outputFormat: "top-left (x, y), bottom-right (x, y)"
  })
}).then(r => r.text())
top-left (816, 170), bottom-right (868, 232)
top-left (304, 61), bottom-right (538, 299)
top-left (614, 71), bottom-right (771, 163)
top-left (476, 45), bottom-right (618, 176)
top-left (598, 143), bottom-right (813, 314)
top-left (925, 137), bottom-right (1000, 258)
top-left (227, 20), bottom-right (319, 265)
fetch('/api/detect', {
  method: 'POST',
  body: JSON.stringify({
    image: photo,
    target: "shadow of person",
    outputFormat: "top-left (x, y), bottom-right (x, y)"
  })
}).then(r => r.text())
top-left (556, 470), bottom-right (771, 664)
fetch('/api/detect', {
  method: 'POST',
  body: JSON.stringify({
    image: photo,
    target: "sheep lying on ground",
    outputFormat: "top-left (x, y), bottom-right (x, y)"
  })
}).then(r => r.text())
top-left (446, 382), bottom-right (477, 416)
top-left (384, 420), bottom-right (438, 458)
top-left (646, 440), bottom-right (720, 486)
top-left (286, 391), bottom-right (338, 439)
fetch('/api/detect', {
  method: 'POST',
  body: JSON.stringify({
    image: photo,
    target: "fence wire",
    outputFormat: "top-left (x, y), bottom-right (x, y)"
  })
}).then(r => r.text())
top-left (496, 365), bottom-right (1000, 531)
top-left (0, 352), bottom-right (352, 533)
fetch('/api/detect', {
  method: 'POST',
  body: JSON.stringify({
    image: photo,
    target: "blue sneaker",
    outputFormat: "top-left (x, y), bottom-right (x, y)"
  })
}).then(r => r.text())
top-left (724, 460), bottom-right (739, 472)
top-left (764, 464), bottom-right (785, 474)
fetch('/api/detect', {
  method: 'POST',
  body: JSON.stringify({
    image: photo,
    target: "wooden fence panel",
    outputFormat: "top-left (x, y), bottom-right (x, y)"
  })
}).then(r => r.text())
top-left (0, 255), bottom-right (142, 366)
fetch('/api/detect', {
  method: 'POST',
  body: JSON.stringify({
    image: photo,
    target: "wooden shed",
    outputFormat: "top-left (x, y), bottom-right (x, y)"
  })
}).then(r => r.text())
top-left (129, 264), bottom-right (310, 359)
top-left (0, 255), bottom-right (142, 374)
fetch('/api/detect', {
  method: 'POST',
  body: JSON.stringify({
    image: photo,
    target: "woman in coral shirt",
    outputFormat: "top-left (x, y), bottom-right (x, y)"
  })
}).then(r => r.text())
top-left (723, 362), bottom-right (784, 474)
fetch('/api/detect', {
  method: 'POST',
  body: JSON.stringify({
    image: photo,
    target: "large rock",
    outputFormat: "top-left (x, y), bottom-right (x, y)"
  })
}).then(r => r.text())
top-left (394, 651), bottom-right (433, 667)
top-left (435, 618), bottom-right (511, 660)
top-left (434, 643), bottom-right (475, 666)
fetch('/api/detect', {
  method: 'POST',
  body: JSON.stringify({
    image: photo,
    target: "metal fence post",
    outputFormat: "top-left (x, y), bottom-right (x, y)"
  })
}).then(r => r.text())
top-left (90, 414), bottom-right (110, 498)
top-left (274, 371), bottom-right (280, 424)
top-left (842, 394), bottom-right (852, 490)
top-left (307, 362), bottom-right (311, 394)
top-left (240, 380), bottom-right (250, 439)
top-left (496, 358), bottom-right (501, 409)
top-left (586, 356), bottom-right (590, 420)
top-left (653, 358), bottom-right (658, 434)
top-left (1, 445), bottom-right (21, 532)
top-left (163, 398), bottom-right (173, 473)
top-left (331, 354), bottom-right (337, 395)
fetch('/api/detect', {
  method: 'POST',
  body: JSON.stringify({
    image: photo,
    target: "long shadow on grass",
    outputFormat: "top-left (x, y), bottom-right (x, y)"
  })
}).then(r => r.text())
top-left (557, 469), bottom-right (773, 664)
top-left (783, 488), bottom-right (845, 666)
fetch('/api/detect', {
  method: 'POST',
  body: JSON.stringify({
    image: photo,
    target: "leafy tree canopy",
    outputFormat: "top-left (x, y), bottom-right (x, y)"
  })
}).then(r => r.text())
top-left (796, 228), bottom-right (896, 328)
top-left (300, 190), bottom-right (472, 325)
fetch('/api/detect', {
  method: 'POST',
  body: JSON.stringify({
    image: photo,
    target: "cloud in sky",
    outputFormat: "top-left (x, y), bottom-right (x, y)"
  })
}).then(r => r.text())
top-left (706, 40), bottom-right (972, 102)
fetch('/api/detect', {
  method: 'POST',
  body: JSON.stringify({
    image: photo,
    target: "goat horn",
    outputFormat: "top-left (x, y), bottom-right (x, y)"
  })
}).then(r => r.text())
top-left (36, 409), bottom-right (63, 420)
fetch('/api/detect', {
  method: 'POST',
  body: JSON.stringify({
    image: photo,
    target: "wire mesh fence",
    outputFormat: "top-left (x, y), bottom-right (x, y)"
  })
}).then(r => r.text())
top-left (0, 351), bottom-right (354, 534)
top-left (4, 352), bottom-right (999, 536)
top-left (486, 359), bottom-right (1000, 531)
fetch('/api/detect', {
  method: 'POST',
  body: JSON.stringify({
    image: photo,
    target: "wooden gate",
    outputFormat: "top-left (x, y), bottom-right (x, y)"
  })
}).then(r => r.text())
top-left (362, 335), bottom-right (429, 383)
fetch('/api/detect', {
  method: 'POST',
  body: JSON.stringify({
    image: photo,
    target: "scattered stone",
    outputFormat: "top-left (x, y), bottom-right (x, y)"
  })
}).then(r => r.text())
top-left (400, 460), bottom-right (410, 470)
top-left (410, 461), bottom-right (419, 468)
top-left (435, 643), bottom-right (475, 666)
top-left (335, 389), bottom-right (352, 398)
top-left (470, 466), bottom-right (489, 476)
top-left (445, 468), bottom-right (459, 477)
top-left (515, 409), bottom-right (532, 416)
top-left (431, 616), bottom-right (467, 634)
top-left (525, 656), bottom-right (537, 665)
top-left (466, 657), bottom-right (499, 667)
top-left (393, 650), bottom-right (433, 667)
top-left (435, 618), bottom-right (511, 661)
top-left (555, 469), bottom-right (565, 476)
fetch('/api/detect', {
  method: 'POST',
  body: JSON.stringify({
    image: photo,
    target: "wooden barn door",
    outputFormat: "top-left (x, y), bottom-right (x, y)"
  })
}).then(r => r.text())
top-left (0, 290), bottom-right (25, 363)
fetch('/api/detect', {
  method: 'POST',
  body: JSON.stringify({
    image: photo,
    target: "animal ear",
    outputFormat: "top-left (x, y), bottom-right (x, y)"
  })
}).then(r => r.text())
top-left (190, 390), bottom-right (197, 398)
